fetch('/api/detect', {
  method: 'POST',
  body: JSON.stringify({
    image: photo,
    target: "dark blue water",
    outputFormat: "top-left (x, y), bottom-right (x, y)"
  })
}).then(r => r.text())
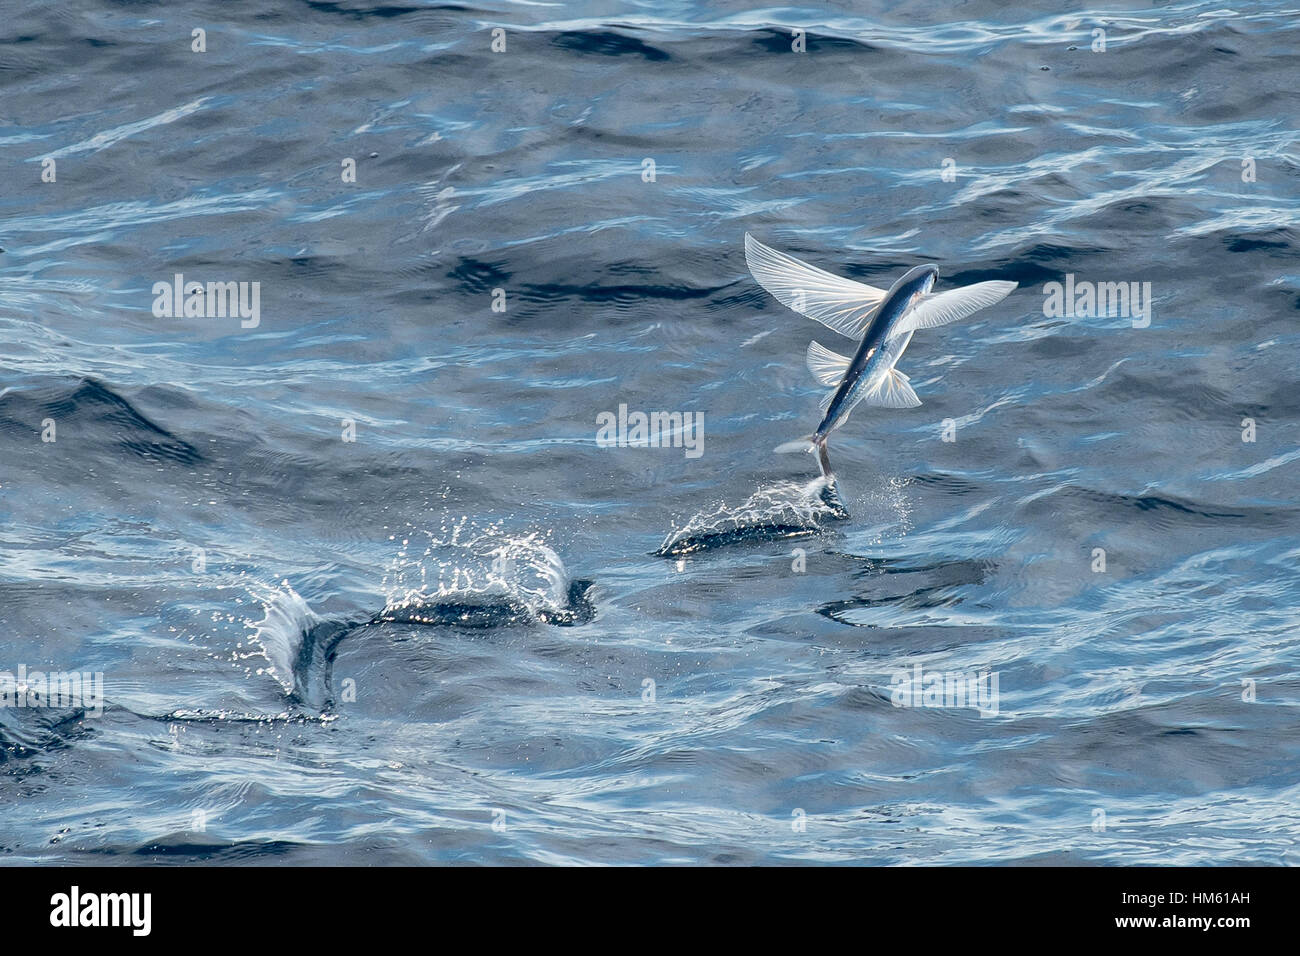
top-left (2, 1), bottom-right (1298, 864)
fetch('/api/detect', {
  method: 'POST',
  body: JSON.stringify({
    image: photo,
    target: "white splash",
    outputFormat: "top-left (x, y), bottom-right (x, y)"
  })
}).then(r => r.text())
top-left (381, 520), bottom-right (572, 620)
top-left (248, 582), bottom-right (322, 695)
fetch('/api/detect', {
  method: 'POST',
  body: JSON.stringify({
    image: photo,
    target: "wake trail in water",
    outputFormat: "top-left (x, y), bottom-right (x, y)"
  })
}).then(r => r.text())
top-left (657, 475), bottom-right (849, 556)
top-left (244, 524), bottom-right (594, 712)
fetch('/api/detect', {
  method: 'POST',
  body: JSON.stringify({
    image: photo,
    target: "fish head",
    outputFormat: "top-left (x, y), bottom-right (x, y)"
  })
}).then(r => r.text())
top-left (893, 263), bottom-right (939, 308)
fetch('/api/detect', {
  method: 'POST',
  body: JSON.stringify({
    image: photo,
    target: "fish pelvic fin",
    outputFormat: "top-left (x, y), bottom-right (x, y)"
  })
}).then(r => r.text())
top-left (806, 339), bottom-right (853, 387)
top-left (865, 368), bottom-right (922, 408)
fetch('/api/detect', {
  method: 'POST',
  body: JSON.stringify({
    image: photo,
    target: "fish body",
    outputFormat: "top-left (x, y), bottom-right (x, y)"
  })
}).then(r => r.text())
top-left (814, 263), bottom-right (936, 441)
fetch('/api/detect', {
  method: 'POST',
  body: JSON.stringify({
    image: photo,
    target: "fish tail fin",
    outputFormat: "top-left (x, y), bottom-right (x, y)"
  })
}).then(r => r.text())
top-left (774, 434), bottom-right (817, 455)
top-left (773, 434), bottom-right (835, 478)
top-left (815, 436), bottom-right (834, 479)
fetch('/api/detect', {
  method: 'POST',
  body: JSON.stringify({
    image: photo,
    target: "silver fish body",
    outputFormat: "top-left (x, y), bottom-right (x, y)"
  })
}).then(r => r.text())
top-left (814, 263), bottom-right (936, 442)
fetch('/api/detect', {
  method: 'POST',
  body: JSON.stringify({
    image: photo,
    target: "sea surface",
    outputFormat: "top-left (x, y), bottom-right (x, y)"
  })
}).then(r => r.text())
top-left (1, 0), bottom-right (1298, 865)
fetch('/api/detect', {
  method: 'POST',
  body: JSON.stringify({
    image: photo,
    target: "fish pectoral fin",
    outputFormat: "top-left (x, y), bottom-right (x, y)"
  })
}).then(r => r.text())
top-left (806, 340), bottom-right (853, 387)
top-left (889, 280), bottom-right (1018, 339)
top-left (865, 368), bottom-right (922, 408)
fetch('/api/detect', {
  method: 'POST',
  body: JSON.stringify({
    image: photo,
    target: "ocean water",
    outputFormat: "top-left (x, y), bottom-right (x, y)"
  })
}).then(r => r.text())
top-left (1, 0), bottom-right (1298, 865)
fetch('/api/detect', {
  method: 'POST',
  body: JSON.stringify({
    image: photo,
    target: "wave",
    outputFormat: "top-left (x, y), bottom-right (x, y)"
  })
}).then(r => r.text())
top-left (0, 707), bottom-right (90, 766)
top-left (0, 377), bottom-right (202, 465)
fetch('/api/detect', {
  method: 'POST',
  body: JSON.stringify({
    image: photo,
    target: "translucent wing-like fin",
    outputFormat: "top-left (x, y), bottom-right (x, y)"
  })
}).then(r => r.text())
top-left (865, 368), bottom-right (922, 408)
top-left (745, 233), bottom-right (887, 340)
top-left (889, 280), bottom-right (1018, 339)
top-left (806, 340), bottom-right (853, 387)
